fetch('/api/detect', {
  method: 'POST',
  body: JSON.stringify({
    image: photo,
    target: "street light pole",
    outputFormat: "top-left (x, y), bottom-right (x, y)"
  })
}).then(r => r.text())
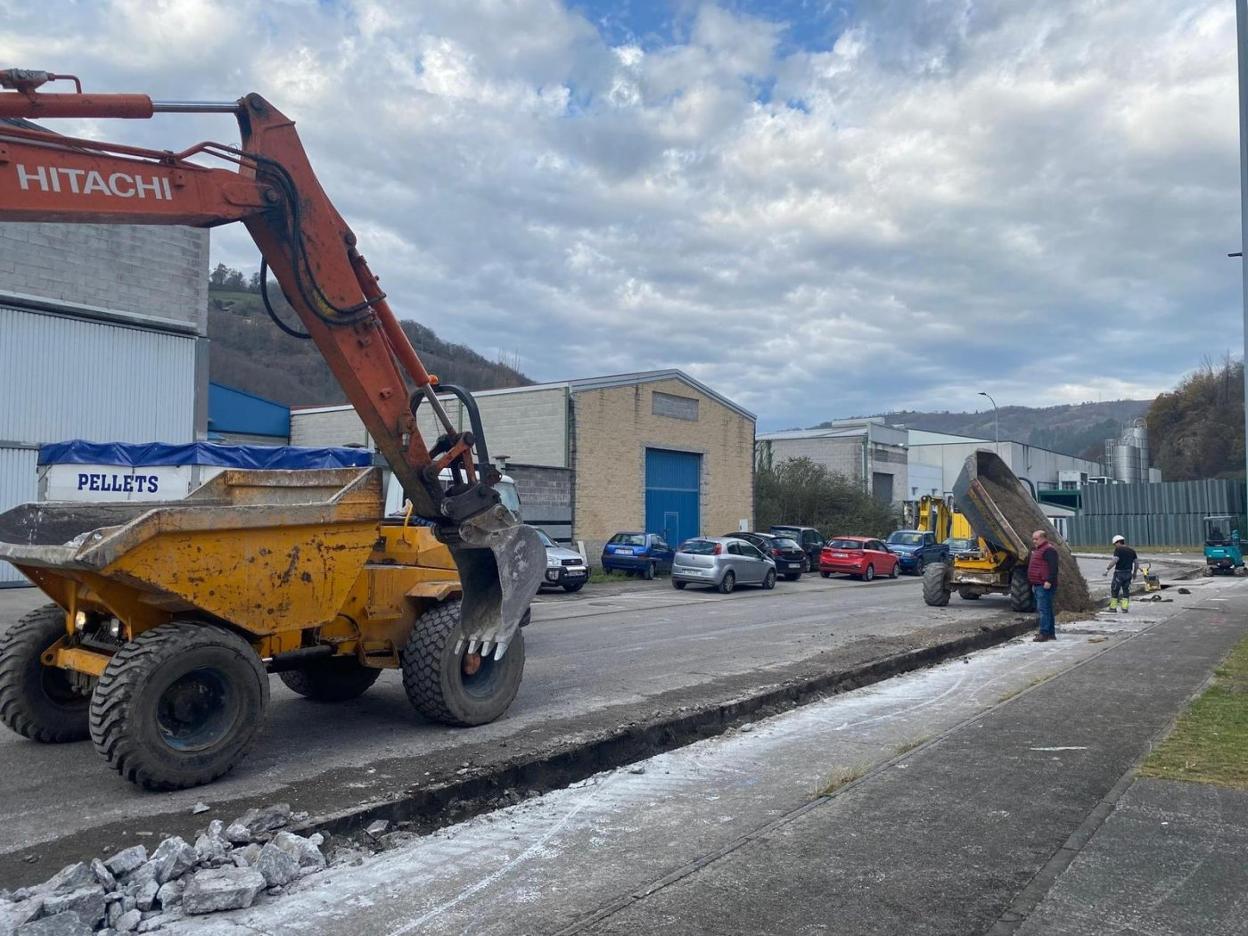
top-left (978, 391), bottom-right (999, 456)
top-left (1237, 0), bottom-right (1248, 504)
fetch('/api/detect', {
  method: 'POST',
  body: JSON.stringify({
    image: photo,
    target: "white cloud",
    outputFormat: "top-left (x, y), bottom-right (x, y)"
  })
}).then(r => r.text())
top-left (0, 0), bottom-right (1238, 427)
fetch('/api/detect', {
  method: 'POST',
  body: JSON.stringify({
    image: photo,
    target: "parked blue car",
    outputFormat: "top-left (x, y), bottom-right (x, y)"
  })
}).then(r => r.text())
top-left (601, 532), bottom-right (675, 580)
top-left (884, 530), bottom-right (948, 575)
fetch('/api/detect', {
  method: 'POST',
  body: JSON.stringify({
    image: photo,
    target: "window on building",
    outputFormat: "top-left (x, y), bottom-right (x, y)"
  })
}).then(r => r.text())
top-left (652, 391), bottom-right (699, 421)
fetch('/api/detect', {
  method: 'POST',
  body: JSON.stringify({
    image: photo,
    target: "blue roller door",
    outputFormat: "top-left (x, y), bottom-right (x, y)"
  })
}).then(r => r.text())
top-left (645, 448), bottom-right (701, 546)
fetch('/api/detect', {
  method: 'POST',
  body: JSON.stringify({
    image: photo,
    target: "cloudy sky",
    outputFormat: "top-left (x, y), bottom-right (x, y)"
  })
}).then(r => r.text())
top-left (2, 0), bottom-right (1240, 428)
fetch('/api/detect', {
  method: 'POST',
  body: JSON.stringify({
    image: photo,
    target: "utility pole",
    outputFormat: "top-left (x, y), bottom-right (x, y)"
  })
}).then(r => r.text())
top-left (1238, 0), bottom-right (1248, 502)
top-left (978, 391), bottom-right (999, 456)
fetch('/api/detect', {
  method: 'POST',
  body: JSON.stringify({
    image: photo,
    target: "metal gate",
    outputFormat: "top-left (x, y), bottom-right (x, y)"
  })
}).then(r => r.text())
top-left (645, 448), bottom-right (701, 546)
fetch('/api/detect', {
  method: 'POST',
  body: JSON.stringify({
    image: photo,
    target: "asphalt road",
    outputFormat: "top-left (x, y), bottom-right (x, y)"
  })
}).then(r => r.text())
top-left (0, 554), bottom-right (1197, 884)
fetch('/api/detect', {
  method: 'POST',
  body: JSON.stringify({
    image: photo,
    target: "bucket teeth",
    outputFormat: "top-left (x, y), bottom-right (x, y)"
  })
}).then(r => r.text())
top-left (453, 639), bottom-right (465, 656)
top-left (447, 514), bottom-right (545, 661)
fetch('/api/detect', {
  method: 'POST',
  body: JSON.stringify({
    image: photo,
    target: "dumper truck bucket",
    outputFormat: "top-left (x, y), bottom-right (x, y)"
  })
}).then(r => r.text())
top-left (952, 450), bottom-right (1035, 558)
top-left (447, 509), bottom-right (545, 660)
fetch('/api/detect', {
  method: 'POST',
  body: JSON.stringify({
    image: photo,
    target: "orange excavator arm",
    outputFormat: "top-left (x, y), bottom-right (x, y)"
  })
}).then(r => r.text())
top-left (0, 69), bottom-right (542, 655)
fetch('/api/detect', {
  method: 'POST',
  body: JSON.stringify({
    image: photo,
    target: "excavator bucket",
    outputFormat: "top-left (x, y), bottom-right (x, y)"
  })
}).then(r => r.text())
top-left (448, 505), bottom-right (546, 660)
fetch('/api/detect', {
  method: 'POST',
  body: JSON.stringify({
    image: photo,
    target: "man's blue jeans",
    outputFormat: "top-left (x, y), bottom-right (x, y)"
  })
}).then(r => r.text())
top-left (1033, 584), bottom-right (1055, 637)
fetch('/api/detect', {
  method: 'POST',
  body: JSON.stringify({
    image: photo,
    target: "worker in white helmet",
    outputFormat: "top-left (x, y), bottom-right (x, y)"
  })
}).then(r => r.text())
top-left (1105, 534), bottom-right (1138, 612)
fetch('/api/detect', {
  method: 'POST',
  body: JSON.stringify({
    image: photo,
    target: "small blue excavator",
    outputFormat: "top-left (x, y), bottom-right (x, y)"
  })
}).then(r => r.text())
top-left (1203, 516), bottom-right (1245, 575)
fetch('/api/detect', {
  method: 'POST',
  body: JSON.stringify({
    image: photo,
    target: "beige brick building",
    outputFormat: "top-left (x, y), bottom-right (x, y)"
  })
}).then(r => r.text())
top-left (291, 370), bottom-right (756, 561)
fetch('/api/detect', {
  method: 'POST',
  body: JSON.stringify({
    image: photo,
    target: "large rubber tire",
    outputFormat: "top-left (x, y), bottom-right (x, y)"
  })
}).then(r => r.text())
top-left (922, 563), bottom-right (951, 607)
top-left (90, 622), bottom-right (269, 790)
top-left (0, 604), bottom-right (90, 743)
top-left (1009, 567), bottom-right (1035, 612)
top-left (863, 565), bottom-right (876, 583)
top-left (562, 581), bottom-right (585, 593)
top-left (762, 569), bottom-right (776, 590)
top-left (278, 658), bottom-right (380, 702)
top-left (718, 571), bottom-right (736, 594)
top-left (401, 600), bottom-right (525, 727)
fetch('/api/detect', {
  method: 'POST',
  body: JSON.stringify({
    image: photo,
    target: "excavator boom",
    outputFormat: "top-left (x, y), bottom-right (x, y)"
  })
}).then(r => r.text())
top-left (0, 70), bottom-right (542, 654)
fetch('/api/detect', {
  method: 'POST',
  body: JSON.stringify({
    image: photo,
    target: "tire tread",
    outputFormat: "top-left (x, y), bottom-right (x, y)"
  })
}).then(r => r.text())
top-left (0, 604), bottom-right (89, 743)
top-left (89, 622), bottom-right (267, 790)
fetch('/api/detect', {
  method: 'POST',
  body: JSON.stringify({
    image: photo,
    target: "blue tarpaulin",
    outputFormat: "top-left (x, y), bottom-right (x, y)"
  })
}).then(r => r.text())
top-left (39, 440), bottom-right (373, 470)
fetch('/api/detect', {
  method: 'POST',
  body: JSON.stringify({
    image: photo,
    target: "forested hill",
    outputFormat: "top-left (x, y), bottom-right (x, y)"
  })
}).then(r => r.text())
top-left (206, 270), bottom-right (531, 406)
top-left (1147, 359), bottom-right (1244, 481)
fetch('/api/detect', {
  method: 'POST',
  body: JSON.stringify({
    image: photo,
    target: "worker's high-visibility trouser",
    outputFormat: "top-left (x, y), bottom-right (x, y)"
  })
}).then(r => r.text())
top-left (1110, 570), bottom-right (1132, 611)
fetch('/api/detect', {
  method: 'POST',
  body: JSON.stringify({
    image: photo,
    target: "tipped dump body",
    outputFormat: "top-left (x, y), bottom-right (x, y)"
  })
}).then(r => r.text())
top-left (953, 450), bottom-right (1094, 613)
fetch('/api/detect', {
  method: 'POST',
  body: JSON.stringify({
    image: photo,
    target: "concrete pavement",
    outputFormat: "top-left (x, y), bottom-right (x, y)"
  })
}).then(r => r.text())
top-left (156, 571), bottom-right (1243, 936)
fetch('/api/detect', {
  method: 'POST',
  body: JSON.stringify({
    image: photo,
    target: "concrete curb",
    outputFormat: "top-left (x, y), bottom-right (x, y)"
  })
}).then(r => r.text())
top-left (302, 615), bottom-right (1040, 843)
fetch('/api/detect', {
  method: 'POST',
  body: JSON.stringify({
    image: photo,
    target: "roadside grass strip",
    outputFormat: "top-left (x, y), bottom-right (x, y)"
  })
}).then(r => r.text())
top-left (1140, 634), bottom-right (1248, 789)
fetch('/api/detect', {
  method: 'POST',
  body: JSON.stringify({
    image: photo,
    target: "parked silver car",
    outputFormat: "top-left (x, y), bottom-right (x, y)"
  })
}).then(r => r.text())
top-left (671, 536), bottom-right (777, 593)
top-left (536, 529), bottom-right (589, 592)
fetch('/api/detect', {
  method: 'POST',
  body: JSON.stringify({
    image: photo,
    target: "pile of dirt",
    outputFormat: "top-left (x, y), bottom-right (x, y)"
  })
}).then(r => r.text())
top-left (975, 467), bottom-right (1096, 614)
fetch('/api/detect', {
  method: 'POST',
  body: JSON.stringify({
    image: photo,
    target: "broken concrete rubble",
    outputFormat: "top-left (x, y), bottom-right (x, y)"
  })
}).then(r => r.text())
top-left (180, 868), bottom-right (265, 915)
top-left (1, 803), bottom-right (328, 935)
top-left (102, 849), bottom-right (145, 880)
top-left (270, 832), bottom-right (326, 873)
top-left (254, 844), bottom-right (300, 889)
top-left (14, 910), bottom-right (92, 935)
top-left (39, 888), bottom-right (105, 928)
top-left (145, 839), bottom-right (196, 887)
top-left (87, 863), bottom-right (114, 894)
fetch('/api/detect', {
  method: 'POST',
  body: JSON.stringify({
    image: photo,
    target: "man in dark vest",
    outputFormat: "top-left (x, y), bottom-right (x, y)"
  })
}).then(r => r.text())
top-left (1105, 534), bottom-right (1138, 613)
top-left (1028, 530), bottom-right (1059, 642)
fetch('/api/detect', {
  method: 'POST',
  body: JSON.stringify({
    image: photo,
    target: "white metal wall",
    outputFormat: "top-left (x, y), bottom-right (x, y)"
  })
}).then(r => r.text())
top-left (0, 305), bottom-right (197, 584)
top-left (0, 306), bottom-right (196, 443)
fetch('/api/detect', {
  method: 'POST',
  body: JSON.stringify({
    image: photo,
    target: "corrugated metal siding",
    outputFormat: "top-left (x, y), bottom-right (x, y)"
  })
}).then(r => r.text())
top-left (1082, 481), bottom-right (1244, 518)
top-left (0, 305), bottom-right (196, 443)
top-left (0, 447), bottom-right (37, 584)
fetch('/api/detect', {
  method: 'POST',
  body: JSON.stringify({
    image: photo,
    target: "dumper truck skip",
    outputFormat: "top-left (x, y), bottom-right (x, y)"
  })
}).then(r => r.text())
top-left (0, 70), bottom-right (552, 790)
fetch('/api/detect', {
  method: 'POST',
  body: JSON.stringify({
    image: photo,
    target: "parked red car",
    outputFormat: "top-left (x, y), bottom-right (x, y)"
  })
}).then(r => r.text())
top-left (819, 536), bottom-right (900, 582)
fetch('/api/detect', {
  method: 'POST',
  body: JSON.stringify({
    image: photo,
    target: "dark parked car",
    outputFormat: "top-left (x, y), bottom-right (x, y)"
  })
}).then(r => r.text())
top-left (723, 532), bottom-right (806, 580)
top-left (884, 530), bottom-right (948, 575)
top-left (943, 536), bottom-right (979, 559)
top-left (768, 525), bottom-right (824, 572)
top-left (601, 532), bottom-right (675, 579)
